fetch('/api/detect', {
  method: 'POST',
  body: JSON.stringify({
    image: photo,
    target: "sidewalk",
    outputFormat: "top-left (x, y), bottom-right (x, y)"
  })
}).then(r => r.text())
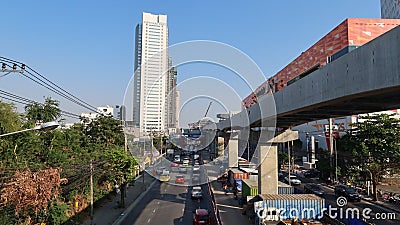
top-left (210, 180), bottom-right (252, 225)
top-left (361, 196), bottom-right (400, 214)
top-left (82, 173), bottom-right (155, 225)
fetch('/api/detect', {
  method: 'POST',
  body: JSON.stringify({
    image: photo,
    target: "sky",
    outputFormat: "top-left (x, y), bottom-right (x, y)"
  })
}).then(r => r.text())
top-left (0, 0), bottom-right (382, 127)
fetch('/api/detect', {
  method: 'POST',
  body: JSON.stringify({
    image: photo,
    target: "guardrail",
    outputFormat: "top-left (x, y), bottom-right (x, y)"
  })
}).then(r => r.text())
top-left (207, 177), bottom-right (222, 225)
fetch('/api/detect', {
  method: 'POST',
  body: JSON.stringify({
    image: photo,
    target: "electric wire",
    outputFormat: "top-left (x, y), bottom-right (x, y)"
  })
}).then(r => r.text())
top-left (20, 70), bottom-right (97, 113)
top-left (0, 90), bottom-right (81, 119)
top-left (0, 57), bottom-right (98, 112)
top-left (0, 62), bottom-right (88, 111)
top-left (26, 63), bottom-right (98, 111)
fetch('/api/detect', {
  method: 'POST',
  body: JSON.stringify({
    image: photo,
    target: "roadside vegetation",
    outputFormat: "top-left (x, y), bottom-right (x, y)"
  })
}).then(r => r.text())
top-left (0, 98), bottom-right (137, 224)
top-left (337, 114), bottom-right (400, 201)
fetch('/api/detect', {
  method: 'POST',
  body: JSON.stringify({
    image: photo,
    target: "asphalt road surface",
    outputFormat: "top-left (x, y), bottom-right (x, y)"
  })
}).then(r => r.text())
top-left (120, 155), bottom-right (216, 225)
top-left (284, 174), bottom-right (400, 225)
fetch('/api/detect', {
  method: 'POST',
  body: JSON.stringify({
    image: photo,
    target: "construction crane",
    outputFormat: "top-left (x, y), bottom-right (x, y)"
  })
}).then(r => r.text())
top-left (204, 101), bottom-right (212, 118)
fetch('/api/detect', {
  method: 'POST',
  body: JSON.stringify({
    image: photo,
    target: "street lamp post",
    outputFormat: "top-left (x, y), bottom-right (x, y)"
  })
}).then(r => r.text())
top-left (0, 121), bottom-right (59, 137)
top-left (306, 132), bottom-right (309, 162)
top-left (334, 137), bottom-right (338, 183)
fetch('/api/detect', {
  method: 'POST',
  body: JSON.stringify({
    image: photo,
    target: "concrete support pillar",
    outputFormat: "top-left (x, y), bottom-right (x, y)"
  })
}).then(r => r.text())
top-left (218, 137), bottom-right (224, 157)
top-left (228, 132), bottom-right (238, 168)
top-left (258, 143), bottom-right (278, 194)
top-left (254, 129), bottom-right (298, 195)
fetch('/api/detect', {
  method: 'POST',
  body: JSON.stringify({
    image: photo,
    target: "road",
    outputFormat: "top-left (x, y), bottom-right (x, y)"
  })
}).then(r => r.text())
top-left (285, 173), bottom-right (400, 225)
top-left (318, 183), bottom-right (400, 225)
top-left (119, 151), bottom-right (217, 225)
top-left (121, 150), bottom-right (398, 225)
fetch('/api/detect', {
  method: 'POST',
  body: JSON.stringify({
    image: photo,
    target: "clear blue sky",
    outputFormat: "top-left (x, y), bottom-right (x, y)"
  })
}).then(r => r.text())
top-left (0, 0), bottom-right (381, 126)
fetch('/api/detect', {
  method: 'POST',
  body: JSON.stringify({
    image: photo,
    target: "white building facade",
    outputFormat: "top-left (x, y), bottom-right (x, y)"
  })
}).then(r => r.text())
top-left (133, 12), bottom-right (169, 135)
top-left (80, 105), bottom-right (115, 124)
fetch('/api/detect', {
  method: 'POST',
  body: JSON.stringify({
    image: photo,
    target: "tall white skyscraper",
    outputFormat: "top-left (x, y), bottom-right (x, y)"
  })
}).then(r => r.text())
top-left (133, 12), bottom-right (169, 134)
top-left (381, 0), bottom-right (400, 19)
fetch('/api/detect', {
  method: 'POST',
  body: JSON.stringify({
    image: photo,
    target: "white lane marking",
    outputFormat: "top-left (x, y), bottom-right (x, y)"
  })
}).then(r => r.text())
top-left (216, 203), bottom-right (242, 210)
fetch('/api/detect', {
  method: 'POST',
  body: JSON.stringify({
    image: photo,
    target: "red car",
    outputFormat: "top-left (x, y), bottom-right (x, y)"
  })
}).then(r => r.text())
top-left (193, 209), bottom-right (211, 225)
top-left (175, 175), bottom-right (185, 184)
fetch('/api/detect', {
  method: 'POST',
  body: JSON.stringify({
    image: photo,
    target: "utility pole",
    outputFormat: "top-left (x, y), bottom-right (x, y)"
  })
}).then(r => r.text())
top-left (288, 141), bottom-right (291, 185)
top-left (291, 140), bottom-right (294, 173)
top-left (329, 118), bottom-right (334, 183)
top-left (160, 132), bottom-right (164, 156)
top-left (0, 62), bottom-right (25, 78)
top-left (90, 160), bottom-right (94, 225)
top-left (143, 139), bottom-right (145, 187)
top-left (335, 138), bottom-right (338, 182)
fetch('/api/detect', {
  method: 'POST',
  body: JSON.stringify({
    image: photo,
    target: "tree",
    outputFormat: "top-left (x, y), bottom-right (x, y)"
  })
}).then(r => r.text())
top-left (0, 101), bottom-right (21, 135)
top-left (84, 115), bottom-right (124, 146)
top-left (339, 114), bottom-right (400, 201)
top-left (102, 147), bottom-right (137, 207)
top-left (0, 167), bottom-right (66, 217)
top-left (24, 97), bottom-right (60, 125)
top-left (278, 151), bottom-right (288, 170)
top-left (315, 156), bottom-right (334, 181)
top-left (0, 101), bottom-right (22, 166)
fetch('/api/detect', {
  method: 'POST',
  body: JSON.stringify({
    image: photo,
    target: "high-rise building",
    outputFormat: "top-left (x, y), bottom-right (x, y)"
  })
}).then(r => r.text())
top-left (175, 90), bottom-right (180, 129)
top-left (133, 12), bottom-right (169, 134)
top-left (166, 57), bottom-right (179, 131)
top-left (114, 105), bottom-right (126, 121)
top-left (381, 0), bottom-right (400, 19)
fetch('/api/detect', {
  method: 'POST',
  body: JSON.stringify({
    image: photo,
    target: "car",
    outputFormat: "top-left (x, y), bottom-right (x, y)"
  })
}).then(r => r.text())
top-left (389, 193), bottom-right (400, 204)
top-left (160, 171), bottom-right (170, 182)
top-left (174, 155), bottom-right (181, 163)
top-left (175, 175), bottom-right (185, 184)
top-left (191, 186), bottom-right (203, 199)
top-left (179, 165), bottom-right (187, 173)
top-left (193, 165), bottom-right (200, 173)
top-left (182, 159), bottom-right (190, 166)
top-left (171, 163), bottom-right (179, 172)
top-left (194, 154), bottom-right (200, 160)
top-left (304, 184), bottom-right (324, 197)
top-left (284, 175), bottom-right (301, 185)
top-left (193, 208), bottom-right (211, 225)
top-left (156, 166), bottom-right (166, 175)
top-left (192, 174), bottom-right (201, 184)
top-left (334, 185), bottom-right (361, 202)
top-left (303, 169), bottom-right (320, 178)
top-left (278, 172), bottom-right (285, 181)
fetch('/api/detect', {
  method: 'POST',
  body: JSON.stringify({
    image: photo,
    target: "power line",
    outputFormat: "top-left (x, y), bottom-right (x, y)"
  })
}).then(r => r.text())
top-left (1, 60), bottom-right (89, 111)
top-left (0, 57), bottom-right (98, 112)
top-left (26, 64), bottom-right (98, 111)
top-left (20, 70), bottom-right (97, 113)
top-left (0, 90), bottom-right (81, 120)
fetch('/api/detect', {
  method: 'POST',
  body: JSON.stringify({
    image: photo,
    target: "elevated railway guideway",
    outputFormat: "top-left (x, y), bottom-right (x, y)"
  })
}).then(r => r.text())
top-left (216, 25), bottom-right (400, 196)
top-left (218, 25), bottom-right (400, 131)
